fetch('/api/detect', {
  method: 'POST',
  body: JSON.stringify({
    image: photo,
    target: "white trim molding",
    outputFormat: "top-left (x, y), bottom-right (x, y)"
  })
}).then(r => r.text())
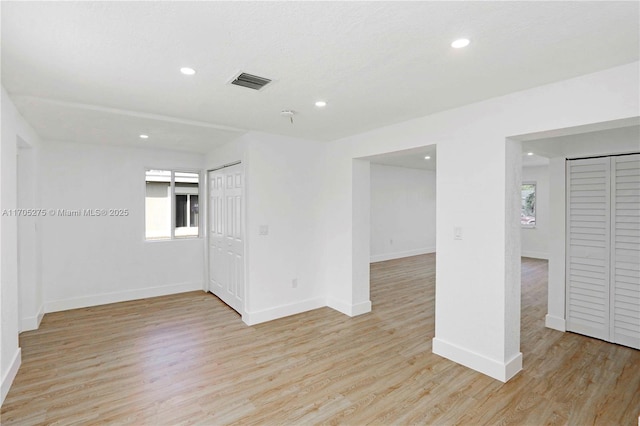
top-left (44, 281), bottom-right (204, 313)
top-left (242, 297), bottom-right (326, 326)
top-left (1, 348), bottom-right (22, 406)
top-left (20, 304), bottom-right (45, 332)
top-left (370, 247), bottom-right (436, 263)
top-left (327, 298), bottom-right (372, 317)
top-left (432, 337), bottom-right (523, 383)
top-left (521, 251), bottom-right (549, 260)
top-left (545, 314), bottom-right (566, 332)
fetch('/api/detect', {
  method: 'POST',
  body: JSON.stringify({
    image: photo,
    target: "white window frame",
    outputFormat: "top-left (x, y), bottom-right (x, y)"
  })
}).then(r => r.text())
top-left (144, 168), bottom-right (202, 241)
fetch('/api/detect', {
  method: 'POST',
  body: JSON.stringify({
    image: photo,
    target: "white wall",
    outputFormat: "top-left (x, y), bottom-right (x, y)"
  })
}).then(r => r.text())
top-left (547, 157), bottom-right (567, 331)
top-left (39, 141), bottom-right (206, 312)
top-left (370, 164), bottom-right (436, 262)
top-left (319, 61), bottom-right (638, 382)
top-left (17, 141), bottom-right (44, 332)
top-left (521, 165), bottom-right (550, 259)
top-left (205, 132), bottom-right (326, 325)
top-left (1, 88), bottom-right (42, 404)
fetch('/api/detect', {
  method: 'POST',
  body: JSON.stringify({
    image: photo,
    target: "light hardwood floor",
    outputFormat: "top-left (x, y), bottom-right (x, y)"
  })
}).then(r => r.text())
top-left (2, 255), bottom-right (639, 425)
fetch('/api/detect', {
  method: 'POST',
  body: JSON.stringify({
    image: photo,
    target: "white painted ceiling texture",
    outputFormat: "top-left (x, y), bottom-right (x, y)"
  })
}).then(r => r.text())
top-left (524, 125), bottom-right (640, 160)
top-left (366, 145), bottom-right (437, 171)
top-left (2, 1), bottom-right (639, 153)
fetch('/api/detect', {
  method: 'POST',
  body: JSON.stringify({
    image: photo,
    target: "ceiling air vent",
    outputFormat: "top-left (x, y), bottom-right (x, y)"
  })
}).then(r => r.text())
top-left (230, 72), bottom-right (272, 90)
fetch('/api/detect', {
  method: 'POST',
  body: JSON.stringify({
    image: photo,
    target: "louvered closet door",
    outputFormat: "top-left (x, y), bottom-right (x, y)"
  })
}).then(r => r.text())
top-left (610, 154), bottom-right (640, 349)
top-left (566, 158), bottom-right (611, 341)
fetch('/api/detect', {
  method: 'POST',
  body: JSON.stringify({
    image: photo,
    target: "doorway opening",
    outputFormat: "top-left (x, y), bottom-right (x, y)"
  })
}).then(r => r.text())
top-left (515, 119), bottom-right (639, 341)
top-left (358, 145), bottom-right (438, 339)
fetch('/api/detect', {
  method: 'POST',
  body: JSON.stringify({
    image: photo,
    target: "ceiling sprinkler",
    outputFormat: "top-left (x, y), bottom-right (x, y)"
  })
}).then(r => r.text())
top-left (281, 110), bottom-right (295, 124)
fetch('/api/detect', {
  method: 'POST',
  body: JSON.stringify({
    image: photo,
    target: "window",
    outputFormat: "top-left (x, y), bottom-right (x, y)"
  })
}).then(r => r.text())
top-left (521, 183), bottom-right (536, 227)
top-left (145, 169), bottom-right (200, 240)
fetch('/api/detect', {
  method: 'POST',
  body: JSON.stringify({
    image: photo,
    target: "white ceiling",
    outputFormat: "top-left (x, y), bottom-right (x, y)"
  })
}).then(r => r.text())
top-left (523, 125), bottom-right (640, 160)
top-left (366, 145), bottom-right (550, 171)
top-left (2, 2), bottom-right (639, 153)
top-left (366, 145), bottom-right (437, 171)
top-left (521, 153), bottom-right (549, 168)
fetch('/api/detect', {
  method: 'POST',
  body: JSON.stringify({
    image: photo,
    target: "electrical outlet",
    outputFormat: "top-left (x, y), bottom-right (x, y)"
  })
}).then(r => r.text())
top-left (259, 225), bottom-right (269, 236)
top-left (292, 278), bottom-right (298, 288)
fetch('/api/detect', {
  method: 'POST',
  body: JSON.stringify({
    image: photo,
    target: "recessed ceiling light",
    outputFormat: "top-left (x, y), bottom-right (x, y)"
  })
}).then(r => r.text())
top-left (315, 101), bottom-right (327, 107)
top-left (139, 134), bottom-right (149, 139)
top-left (424, 156), bottom-right (431, 160)
top-left (451, 38), bottom-right (470, 49)
top-left (527, 152), bottom-right (534, 156)
top-left (180, 67), bottom-right (196, 75)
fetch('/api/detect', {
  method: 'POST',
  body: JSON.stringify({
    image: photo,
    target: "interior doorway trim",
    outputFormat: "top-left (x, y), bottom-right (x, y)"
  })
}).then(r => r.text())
top-left (208, 160), bottom-right (241, 173)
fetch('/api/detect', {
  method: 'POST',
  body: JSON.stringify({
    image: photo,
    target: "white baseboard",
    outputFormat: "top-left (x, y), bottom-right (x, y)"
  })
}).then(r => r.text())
top-left (327, 298), bottom-right (372, 317)
top-left (44, 281), bottom-right (204, 313)
top-left (1, 348), bottom-right (21, 406)
top-left (243, 297), bottom-right (326, 326)
top-left (521, 251), bottom-right (549, 260)
top-left (20, 303), bottom-right (45, 332)
top-left (370, 247), bottom-right (435, 263)
top-left (545, 314), bottom-right (566, 331)
top-left (432, 337), bottom-right (522, 383)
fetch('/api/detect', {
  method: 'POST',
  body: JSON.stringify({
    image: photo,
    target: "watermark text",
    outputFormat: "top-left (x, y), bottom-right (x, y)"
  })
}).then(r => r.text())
top-left (2, 208), bottom-right (130, 217)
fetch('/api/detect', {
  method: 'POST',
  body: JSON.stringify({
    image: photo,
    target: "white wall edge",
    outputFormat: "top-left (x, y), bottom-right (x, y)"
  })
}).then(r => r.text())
top-left (1, 348), bottom-right (22, 406)
top-left (242, 297), bottom-right (326, 326)
top-left (370, 247), bottom-right (436, 263)
top-left (44, 281), bottom-right (204, 313)
top-left (521, 251), bottom-right (549, 260)
top-left (20, 303), bottom-right (45, 332)
top-left (432, 337), bottom-right (523, 383)
top-left (545, 314), bottom-right (566, 332)
top-left (327, 297), bottom-right (372, 317)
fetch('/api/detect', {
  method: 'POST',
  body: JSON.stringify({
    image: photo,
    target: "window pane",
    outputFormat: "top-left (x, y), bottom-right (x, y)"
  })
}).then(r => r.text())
top-left (145, 170), bottom-right (171, 240)
top-left (175, 172), bottom-right (200, 238)
top-left (190, 194), bottom-right (199, 227)
top-left (175, 194), bottom-right (188, 228)
top-left (521, 183), bottom-right (536, 226)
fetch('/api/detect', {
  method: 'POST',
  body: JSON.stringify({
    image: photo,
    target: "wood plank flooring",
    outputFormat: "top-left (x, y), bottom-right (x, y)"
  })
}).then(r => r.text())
top-left (2, 255), bottom-right (639, 425)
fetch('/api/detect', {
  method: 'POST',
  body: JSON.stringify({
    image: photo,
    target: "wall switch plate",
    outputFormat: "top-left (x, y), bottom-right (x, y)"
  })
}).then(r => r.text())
top-left (454, 227), bottom-right (462, 240)
top-left (292, 278), bottom-right (298, 288)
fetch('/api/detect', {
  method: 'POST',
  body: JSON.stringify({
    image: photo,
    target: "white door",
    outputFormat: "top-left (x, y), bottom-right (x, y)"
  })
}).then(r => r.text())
top-left (610, 154), bottom-right (640, 349)
top-left (566, 154), bottom-right (640, 350)
top-left (208, 164), bottom-right (245, 314)
top-left (566, 157), bottom-right (611, 341)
